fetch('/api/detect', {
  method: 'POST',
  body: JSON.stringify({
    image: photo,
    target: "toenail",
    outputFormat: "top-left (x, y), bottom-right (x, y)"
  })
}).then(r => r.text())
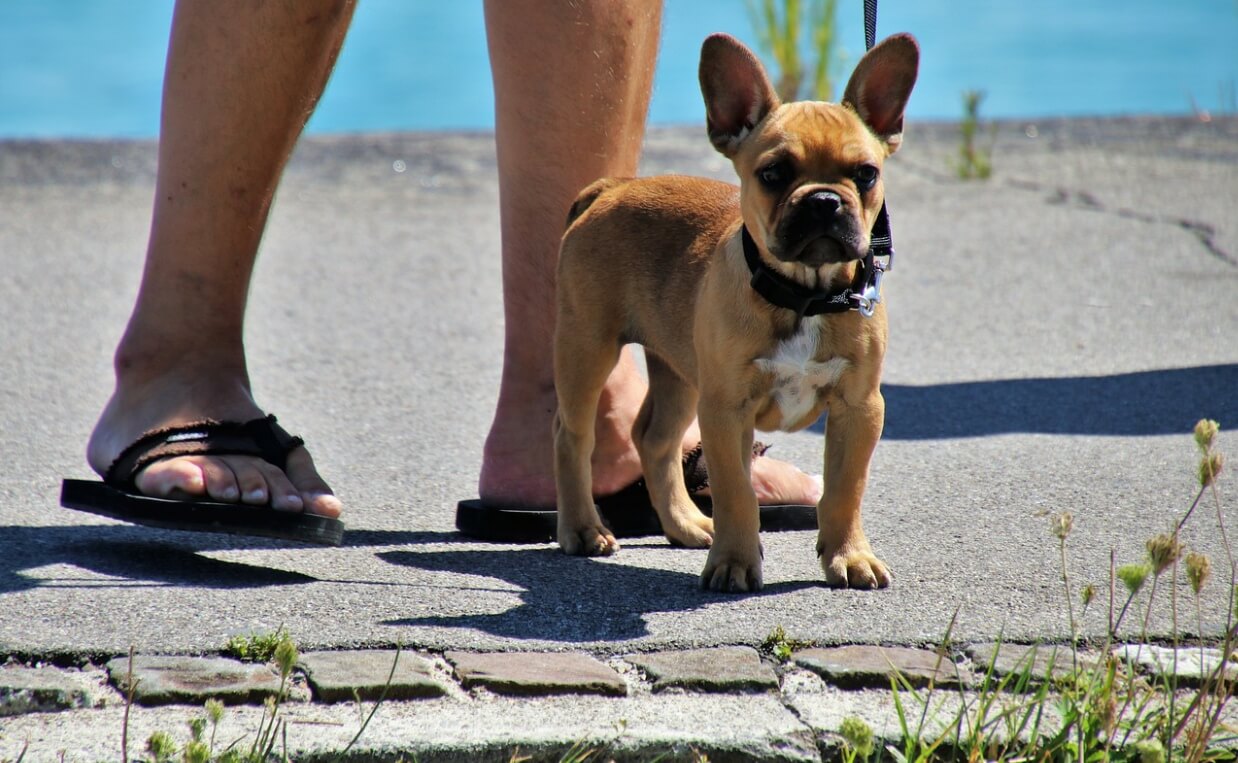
top-left (280, 494), bottom-right (304, 511)
top-left (308, 491), bottom-right (338, 505)
top-left (221, 486), bottom-right (240, 501)
top-left (244, 488), bottom-right (267, 503)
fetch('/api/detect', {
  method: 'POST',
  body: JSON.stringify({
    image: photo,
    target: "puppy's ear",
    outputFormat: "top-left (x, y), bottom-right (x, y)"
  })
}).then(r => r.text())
top-left (699, 34), bottom-right (780, 157)
top-left (842, 33), bottom-right (919, 154)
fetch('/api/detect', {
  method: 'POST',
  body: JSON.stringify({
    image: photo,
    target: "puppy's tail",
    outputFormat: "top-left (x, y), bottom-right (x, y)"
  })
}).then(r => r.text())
top-left (565, 177), bottom-right (630, 228)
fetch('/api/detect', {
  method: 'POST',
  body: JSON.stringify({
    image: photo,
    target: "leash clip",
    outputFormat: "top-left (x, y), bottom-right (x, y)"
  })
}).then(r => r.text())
top-left (850, 250), bottom-right (891, 319)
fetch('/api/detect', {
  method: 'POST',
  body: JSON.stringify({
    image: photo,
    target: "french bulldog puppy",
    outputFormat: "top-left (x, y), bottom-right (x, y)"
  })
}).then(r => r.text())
top-left (552, 32), bottom-right (919, 591)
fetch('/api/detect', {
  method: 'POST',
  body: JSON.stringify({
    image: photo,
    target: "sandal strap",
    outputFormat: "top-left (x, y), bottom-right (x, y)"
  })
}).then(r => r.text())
top-left (104, 414), bottom-right (305, 489)
top-left (684, 441), bottom-right (772, 495)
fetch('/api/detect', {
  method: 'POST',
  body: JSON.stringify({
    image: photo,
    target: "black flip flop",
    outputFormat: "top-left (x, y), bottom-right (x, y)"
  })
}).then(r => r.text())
top-left (60, 415), bottom-right (345, 546)
top-left (455, 443), bottom-right (817, 543)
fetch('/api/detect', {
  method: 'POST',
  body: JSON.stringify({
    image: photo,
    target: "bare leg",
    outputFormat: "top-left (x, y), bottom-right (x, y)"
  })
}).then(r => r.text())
top-left (479, 0), bottom-right (822, 509)
top-left (86, 0), bottom-right (355, 517)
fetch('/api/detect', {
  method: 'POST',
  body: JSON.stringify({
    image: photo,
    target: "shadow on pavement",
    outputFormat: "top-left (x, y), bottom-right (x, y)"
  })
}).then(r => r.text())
top-left (379, 546), bottom-right (817, 642)
top-left (0, 525), bottom-right (456, 594)
top-left (812, 364), bottom-right (1237, 440)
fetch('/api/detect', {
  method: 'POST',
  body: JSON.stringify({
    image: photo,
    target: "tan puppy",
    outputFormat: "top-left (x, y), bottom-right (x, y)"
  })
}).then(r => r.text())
top-left (552, 33), bottom-right (919, 592)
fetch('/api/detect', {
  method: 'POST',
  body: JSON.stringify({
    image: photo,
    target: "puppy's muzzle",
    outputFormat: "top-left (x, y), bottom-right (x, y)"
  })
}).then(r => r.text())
top-left (776, 189), bottom-right (868, 267)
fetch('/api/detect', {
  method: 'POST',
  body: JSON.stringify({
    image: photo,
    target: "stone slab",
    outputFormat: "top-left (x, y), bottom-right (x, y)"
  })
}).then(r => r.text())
top-left (967, 642), bottom-right (1093, 683)
top-left (299, 649), bottom-right (448, 702)
top-left (793, 645), bottom-right (972, 689)
top-left (626, 646), bottom-right (779, 693)
top-left (105, 655), bottom-right (291, 707)
top-left (0, 665), bottom-right (108, 716)
top-left (1114, 644), bottom-right (1238, 688)
top-left (0, 692), bottom-right (822, 762)
top-left (445, 651), bottom-right (627, 697)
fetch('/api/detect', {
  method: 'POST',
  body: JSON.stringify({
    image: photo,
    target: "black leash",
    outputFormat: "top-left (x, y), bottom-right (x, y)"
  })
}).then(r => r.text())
top-left (864, 0), bottom-right (879, 51)
top-left (864, 0), bottom-right (895, 264)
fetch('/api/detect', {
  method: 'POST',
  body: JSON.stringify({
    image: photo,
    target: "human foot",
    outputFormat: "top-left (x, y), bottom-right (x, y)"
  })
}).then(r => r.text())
top-left (478, 355), bottom-right (822, 509)
top-left (86, 368), bottom-right (341, 518)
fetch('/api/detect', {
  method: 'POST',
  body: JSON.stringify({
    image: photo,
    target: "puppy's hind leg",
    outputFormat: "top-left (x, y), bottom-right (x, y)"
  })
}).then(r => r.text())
top-left (553, 327), bottom-right (622, 556)
top-left (634, 353), bottom-right (713, 547)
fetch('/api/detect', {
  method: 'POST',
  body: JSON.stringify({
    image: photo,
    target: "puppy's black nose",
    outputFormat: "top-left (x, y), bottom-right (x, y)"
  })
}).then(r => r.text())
top-left (806, 190), bottom-right (842, 220)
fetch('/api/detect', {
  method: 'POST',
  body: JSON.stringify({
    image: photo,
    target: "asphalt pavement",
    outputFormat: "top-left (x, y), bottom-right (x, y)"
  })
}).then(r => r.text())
top-left (1, 116), bottom-right (1236, 759)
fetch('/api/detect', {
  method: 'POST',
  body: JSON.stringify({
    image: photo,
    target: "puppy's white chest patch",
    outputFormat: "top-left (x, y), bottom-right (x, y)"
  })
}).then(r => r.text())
top-left (754, 323), bottom-right (849, 429)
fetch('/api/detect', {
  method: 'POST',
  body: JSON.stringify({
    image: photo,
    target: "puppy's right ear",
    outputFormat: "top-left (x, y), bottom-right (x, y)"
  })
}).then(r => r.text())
top-left (699, 34), bottom-right (780, 157)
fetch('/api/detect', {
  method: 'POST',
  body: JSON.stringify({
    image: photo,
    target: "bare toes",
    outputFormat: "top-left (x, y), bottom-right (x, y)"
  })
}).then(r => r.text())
top-left (223, 456), bottom-right (271, 506)
top-left (247, 459), bottom-right (303, 512)
top-left (285, 447), bottom-right (342, 517)
top-left (195, 456), bottom-right (240, 502)
top-left (134, 457), bottom-right (207, 499)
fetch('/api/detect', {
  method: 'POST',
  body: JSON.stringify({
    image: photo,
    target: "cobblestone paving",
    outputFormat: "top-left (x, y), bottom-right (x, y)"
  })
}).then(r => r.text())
top-left (4, 642), bottom-right (1234, 761)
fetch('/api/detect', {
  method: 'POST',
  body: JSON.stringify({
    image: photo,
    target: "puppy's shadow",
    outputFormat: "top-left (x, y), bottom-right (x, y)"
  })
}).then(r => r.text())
top-left (380, 545), bottom-right (815, 642)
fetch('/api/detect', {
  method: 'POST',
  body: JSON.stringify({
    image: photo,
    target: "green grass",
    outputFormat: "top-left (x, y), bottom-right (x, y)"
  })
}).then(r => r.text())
top-left (745, 0), bottom-right (841, 102)
top-left (223, 627), bottom-right (291, 664)
top-left (836, 420), bottom-right (1233, 762)
top-left (761, 623), bottom-right (815, 662)
top-left (954, 90), bottom-right (993, 180)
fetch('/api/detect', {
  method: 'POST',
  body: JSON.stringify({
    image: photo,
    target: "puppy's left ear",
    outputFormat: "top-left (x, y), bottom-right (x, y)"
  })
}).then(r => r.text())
top-left (699, 33), bottom-right (780, 157)
top-left (842, 33), bottom-right (919, 154)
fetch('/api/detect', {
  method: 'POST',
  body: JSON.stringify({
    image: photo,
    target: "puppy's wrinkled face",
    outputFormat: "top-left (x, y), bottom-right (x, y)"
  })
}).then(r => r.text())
top-left (733, 103), bottom-right (889, 268)
top-left (699, 32), bottom-right (919, 274)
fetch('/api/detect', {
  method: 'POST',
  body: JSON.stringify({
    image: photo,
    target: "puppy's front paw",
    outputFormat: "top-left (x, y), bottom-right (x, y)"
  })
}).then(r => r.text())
top-left (699, 543), bottom-right (763, 593)
top-left (819, 544), bottom-right (891, 589)
top-left (558, 524), bottom-right (619, 557)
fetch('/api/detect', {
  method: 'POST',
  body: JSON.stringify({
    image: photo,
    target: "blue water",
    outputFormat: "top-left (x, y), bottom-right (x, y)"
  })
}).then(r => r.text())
top-left (1, 1), bottom-right (1235, 139)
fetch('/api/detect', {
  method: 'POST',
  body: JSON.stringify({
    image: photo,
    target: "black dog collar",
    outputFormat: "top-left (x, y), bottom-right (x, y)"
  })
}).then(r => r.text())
top-left (741, 212), bottom-right (893, 320)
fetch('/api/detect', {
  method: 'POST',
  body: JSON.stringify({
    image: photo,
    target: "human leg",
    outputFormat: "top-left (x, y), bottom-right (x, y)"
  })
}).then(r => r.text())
top-left (479, 0), bottom-right (821, 509)
top-left (86, 0), bottom-right (356, 517)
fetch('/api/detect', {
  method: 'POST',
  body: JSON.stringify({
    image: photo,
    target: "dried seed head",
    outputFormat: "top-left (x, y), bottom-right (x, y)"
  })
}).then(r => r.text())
top-left (1146, 532), bottom-right (1183, 576)
top-left (1199, 452), bottom-right (1225, 488)
top-left (1194, 419), bottom-right (1220, 452)
top-left (840, 715), bottom-right (875, 759)
top-left (1081, 583), bottom-right (1097, 607)
top-left (145, 730), bottom-right (176, 762)
top-left (184, 741), bottom-right (210, 763)
top-left (1118, 562), bottom-right (1151, 595)
top-left (274, 634), bottom-right (298, 677)
top-left (1094, 694), bottom-right (1118, 737)
top-left (1050, 511), bottom-right (1074, 540)
top-left (1186, 551), bottom-right (1212, 595)
top-left (1136, 739), bottom-right (1166, 763)
top-left (205, 697), bottom-right (225, 724)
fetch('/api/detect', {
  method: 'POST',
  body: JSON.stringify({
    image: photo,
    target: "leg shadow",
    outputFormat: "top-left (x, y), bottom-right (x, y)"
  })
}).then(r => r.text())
top-left (808, 364), bottom-right (1237, 439)
top-left (379, 546), bottom-right (816, 642)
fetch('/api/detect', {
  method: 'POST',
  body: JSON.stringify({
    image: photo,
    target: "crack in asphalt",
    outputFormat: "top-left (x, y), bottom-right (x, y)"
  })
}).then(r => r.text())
top-left (1006, 178), bottom-right (1236, 267)
top-left (896, 157), bottom-right (1235, 267)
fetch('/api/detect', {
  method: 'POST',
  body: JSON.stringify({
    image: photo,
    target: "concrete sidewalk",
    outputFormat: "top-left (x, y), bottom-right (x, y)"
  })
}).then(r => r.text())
top-left (1, 116), bottom-right (1236, 759)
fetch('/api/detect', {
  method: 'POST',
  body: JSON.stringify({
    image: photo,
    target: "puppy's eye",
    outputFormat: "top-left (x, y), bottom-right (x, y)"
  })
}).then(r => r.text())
top-left (854, 164), bottom-right (880, 191)
top-left (757, 162), bottom-right (790, 190)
